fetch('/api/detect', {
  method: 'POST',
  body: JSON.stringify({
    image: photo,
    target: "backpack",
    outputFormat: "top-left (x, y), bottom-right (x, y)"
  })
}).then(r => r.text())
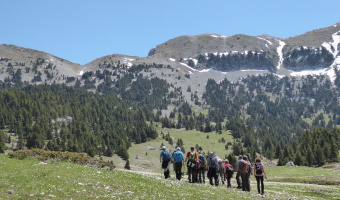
top-left (255, 163), bottom-right (263, 175)
top-left (162, 151), bottom-right (171, 161)
top-left (186, 152), bottom-right (197, 168)
top-left (188, 152), bottom-right (197, 161)
top-left (225, 164), bottom-right (234, 175)
top-left (173, 151), bottom-right (182, 162)
top-left (226, 164), bottom-right (234, 172)
top-left (240, 160), bottom-right (249, 173)
top-left (209, 157), bottom-right (218, 169)
top-left (198, 155), bottom-right (206, 167)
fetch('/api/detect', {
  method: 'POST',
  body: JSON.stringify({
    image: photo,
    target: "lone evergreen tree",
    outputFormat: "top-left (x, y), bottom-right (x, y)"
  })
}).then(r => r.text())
top-left (125, 160), bottom-right (131, 170)
top-left (0, 130), bottom-right (5, 153)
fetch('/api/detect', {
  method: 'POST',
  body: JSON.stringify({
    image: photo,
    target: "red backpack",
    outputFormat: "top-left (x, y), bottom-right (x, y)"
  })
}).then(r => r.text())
top-left (240, 160), bottom-right (249, 173)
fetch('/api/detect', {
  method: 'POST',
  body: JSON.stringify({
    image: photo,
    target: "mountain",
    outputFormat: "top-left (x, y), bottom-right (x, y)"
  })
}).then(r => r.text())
top-left (1, 22), bottom-right (340, 87)
top-left (148, 22), bottom-right (340, 75)
top-left (0, 44), bottom-right (82, 83)
top-left (1, 23), bottom-right (340, 167)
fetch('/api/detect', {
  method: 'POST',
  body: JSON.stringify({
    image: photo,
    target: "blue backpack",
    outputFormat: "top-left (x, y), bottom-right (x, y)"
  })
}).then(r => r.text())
top-left (162, 151), bottom-right (171, 161)
top-left (209, 157), bottom-right (218, 168)
top-left (173, 151), bottom-right (183, 162)
top-left (198, 155), bottom-right (206, 166)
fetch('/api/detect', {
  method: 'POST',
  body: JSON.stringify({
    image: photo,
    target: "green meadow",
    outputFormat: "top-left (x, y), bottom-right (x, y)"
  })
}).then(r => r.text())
top-left (125, 127), bottom-right (233, 173)
top-left (0, 155), bottom-right (339, 199)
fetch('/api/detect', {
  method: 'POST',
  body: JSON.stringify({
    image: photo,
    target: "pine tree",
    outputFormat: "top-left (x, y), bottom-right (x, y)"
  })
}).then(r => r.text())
top-left (306, 148), bottom-right (314, 166)
top-left (294, 150), bottom-right (304, 166)
top-left (0, 130), bottom-right (5, 153)
top-left (7, 135), bottom-right (11, 143)
top-left (275, 144), bottom-right (282, 159)
top-left (124, 160), bottom-right (131, 170)
top-left (315, 144), bottom-right (325, 167)
top-left (266, 149), bottom-right (274, 161)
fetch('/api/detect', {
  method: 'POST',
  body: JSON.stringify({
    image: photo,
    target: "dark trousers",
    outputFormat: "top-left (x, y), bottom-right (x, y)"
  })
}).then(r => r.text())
top-left (236, 171), bottom-right (242, 188)
top-left (197, 167), bottom-right (205, 183)
top-left (256, 176), bottom-right (264, 194)
top-left (162, 161), bottom-right (170, 179)
top-left (187, 166), bottom-right (197, 183)
top-left (174, 162), bottom-right (182, 180)
top-left (218, 169), bottom-right (225, 184)
top-left (226, 177), bottom-right (232, 187)
top-left (241, 173), bottom-right (250, 191)
top-left (226, 173), bottom-right (233, 188)
top-left (208, 168), bottom-right (219, 186)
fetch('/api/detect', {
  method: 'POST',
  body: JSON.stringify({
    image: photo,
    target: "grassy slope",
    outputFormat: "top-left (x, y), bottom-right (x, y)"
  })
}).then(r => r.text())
top-left (0, 155), bottom-right (339, 200)
top-left (125, 127), bottom-right (233, 173)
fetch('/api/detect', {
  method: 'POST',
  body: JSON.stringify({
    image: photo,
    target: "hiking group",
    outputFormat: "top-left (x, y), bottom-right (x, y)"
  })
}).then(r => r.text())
top-left (160, 146), bottom-right (266, 195)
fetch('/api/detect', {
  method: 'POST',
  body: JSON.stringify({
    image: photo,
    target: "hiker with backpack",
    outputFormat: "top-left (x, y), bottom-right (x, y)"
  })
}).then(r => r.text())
top-left (159, 146), bottom-right (171, 179)
top-left (207, 152), bottom-right (219, 186)
top-left (224, 159), bottom-right (234, 188)
top-left (235, 155), bottom-right (243, 189)
top-left (197, 151), bottom-right (207, 184)
top-left (239, 155), bottom-right (252, 192)
top-left (185, 146), bottom-right (198, 183)
top-left (217, 157), bottom-right (225, 185)
top-left (172, 147), bottom-right (184, 181)
top-left (242, 155), bottom-right (253, 192)
top-left (254, 157), bottom-right (266, 195)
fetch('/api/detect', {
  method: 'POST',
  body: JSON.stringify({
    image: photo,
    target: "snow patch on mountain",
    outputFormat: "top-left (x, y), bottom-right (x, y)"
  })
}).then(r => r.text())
top-left (169, 58), bottom-right (176, 62)
top-left (210, 34), bottom-right (228, 39)
top-left (276, 40), bottom-right (286, 69)
top-left (257, 37), bottom-right (273, 45)
top-left (290, 66), bottom-right (338, 82)
top-left (179, 62), bottom-right (198, 72)
top-left (320, 31), bottom-right (340, 81)
top-left (322, 31), bottom-right (340, 58)
top-left (188, 58), bottom-right (198, 65)
top-left (123, 58), bottom-right (134, 67)
top-left (199, 69), bottom-right (211, 73)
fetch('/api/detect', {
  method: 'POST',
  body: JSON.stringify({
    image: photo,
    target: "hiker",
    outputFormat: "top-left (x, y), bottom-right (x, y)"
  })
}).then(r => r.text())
top-left (224, 159), bottom-right (234, 188)
top-left (254, 157), bottom-right (266, 195)
top-left (171, 146), bottom-right (178, 172)
top-left (235, 155), bottom-right (243, 189)
top-left (237, 155), bottom-right (248, 191)
top-left (245, 155), bottom-right (253, 191)
top-left (207, 152), bottom-right (219, 186)
top-left (240, 155), bottom-right (252, 192)
top-left (173, 147), bottom-right (184, 181)
top-left (217, 157), bottom-right (225, 184)
top-left (185, 146), bottom-right (198, 183)
top-left (197, 151), bottom-right (207, 184)
top-left (159, 146), bottom-right (171, 179)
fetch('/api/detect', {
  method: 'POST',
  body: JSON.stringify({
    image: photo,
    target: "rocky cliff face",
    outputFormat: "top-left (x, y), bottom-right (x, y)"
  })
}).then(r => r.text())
top-left (148, 23), bottom-right (340, 73)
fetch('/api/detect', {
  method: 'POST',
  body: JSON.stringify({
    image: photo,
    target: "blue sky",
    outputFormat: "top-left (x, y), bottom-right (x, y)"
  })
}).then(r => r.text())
top-left (1, 0), bottom-right (339, 65)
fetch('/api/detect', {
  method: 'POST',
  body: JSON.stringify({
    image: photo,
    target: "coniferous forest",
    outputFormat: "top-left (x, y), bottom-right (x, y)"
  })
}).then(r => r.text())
top-left (0, 62), bottom-right (339, 167)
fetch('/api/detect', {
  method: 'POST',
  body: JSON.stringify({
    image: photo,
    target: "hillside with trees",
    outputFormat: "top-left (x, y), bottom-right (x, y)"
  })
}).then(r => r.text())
top-left (0, 84), bottom-right (158, 160)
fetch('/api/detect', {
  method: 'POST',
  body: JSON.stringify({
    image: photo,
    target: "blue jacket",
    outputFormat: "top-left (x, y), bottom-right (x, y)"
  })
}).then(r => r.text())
top-left (173, 150), bottom-right (184, 163)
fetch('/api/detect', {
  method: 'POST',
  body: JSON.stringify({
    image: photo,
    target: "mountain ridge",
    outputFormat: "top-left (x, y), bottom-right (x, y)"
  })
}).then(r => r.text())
top-left (0, 22), bottom-right (340, 86)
